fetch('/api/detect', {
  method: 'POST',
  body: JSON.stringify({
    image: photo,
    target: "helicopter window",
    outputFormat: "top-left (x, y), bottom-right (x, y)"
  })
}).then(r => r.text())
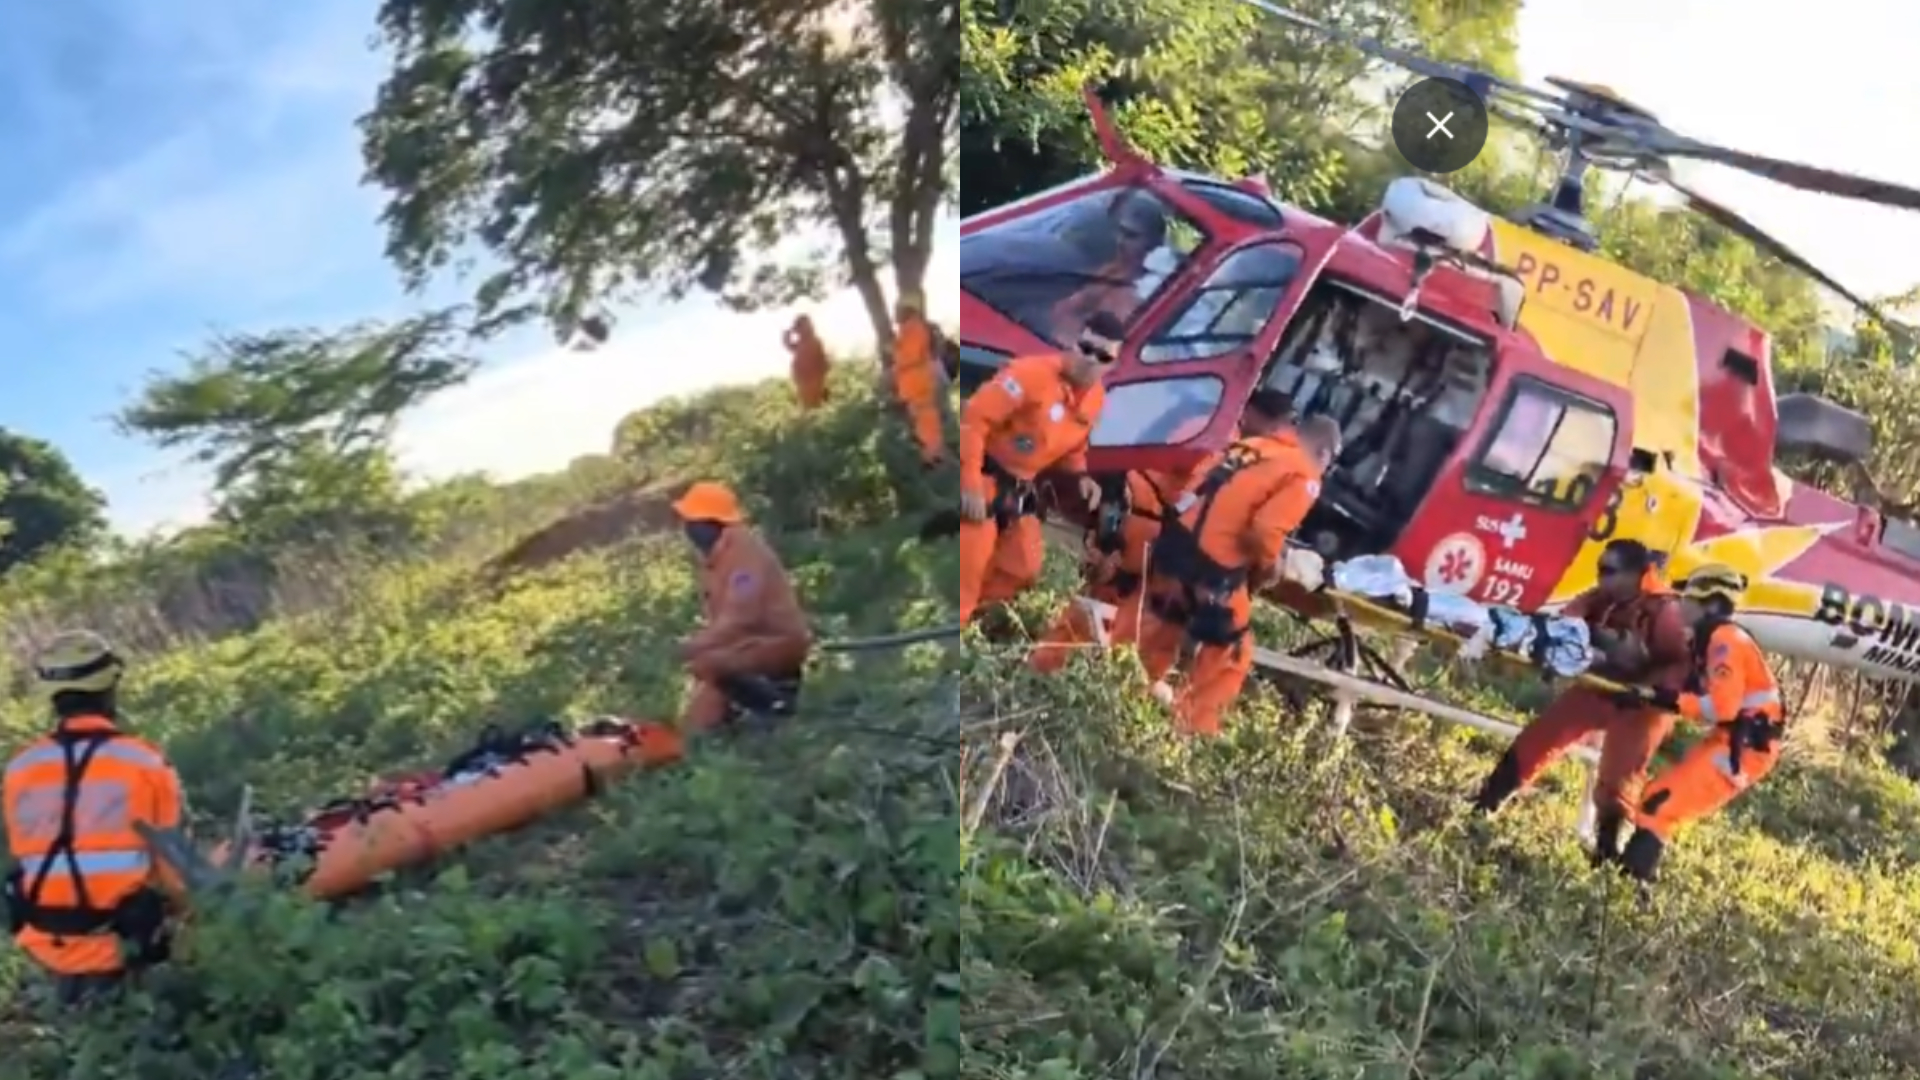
top-left (1139, 243), bottom-right (1304, 363)
top-left (1179, 179), bottom-right (1286, 230)
top-left (1089, 376), bottom-right (1227, 448)
top-left (958, 184), bottom-right (1208, 348)
top-left (1721, 348), bottom-right (1761, 386)
top-left (1882, 518), bottom-right (1920, 563)
top-left (1467, 379), bottom-right (1617, 512)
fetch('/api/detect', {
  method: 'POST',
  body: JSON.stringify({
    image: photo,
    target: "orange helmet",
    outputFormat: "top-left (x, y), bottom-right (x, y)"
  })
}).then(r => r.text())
top-left (672, 481), bottom-right (745, 524)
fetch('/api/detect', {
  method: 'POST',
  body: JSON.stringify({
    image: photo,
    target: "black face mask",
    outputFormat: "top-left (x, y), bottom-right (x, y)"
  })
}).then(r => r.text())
top-left (684, 520), bottom-right (725, 553)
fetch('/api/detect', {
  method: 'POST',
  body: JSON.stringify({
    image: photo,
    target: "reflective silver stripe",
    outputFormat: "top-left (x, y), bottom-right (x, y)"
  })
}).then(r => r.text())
top-left (1698, 688), bottom-right (1781, 723)
top-left (14, 848), bottom-right (151, 878)
top-left (4, 741), bottom-right (163, 778)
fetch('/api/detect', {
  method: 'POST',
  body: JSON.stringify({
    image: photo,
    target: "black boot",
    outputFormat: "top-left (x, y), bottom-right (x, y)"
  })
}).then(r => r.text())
top-left (1618, 828), bottom-right (1664, 885)
top-left (1471, 750), bottom-right (1524, 815)
top-left (1589, 809), bottom-right (1625, 869)
top-left (716, 673), bottom-right (804, 732)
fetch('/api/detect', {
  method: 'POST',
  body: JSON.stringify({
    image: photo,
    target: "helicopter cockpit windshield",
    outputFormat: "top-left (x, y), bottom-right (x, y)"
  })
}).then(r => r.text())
top-left (1261, 280), bottom-right (1497, 558)
top-left (960, 182), bottom-right (1206, 348)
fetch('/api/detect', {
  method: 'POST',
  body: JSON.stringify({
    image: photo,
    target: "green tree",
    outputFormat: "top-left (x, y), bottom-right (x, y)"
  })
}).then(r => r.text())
top-left (960, 0), bottom-right (1520, 213)
top-left (117, 311), bottom-right (475, 490)
top-left (0, 432), bottom-right (105, 573)
top-left (360, 0), bottom-right (958, 355)
top-left (115, 311), bottom-right (476, 544)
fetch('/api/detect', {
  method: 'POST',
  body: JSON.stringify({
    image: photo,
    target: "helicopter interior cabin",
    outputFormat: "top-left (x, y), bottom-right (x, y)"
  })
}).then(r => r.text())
top-left (1258, 279), bottom-right (1495, 560)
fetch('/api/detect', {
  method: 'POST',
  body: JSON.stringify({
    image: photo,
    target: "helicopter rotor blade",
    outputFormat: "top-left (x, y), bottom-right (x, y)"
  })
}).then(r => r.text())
top-left (1649, 136), bottom-right (1920, 212)
top-left (1664, 175), bottom-right (1911, 341)
top-left (1237, 0), bottom-right (1920, 215)
top-left (1232, 0), bottom-right (1543, 105)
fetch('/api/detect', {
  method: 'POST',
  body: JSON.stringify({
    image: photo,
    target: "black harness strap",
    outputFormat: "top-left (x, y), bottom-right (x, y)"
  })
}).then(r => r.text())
top-left (12, 730), bottom-right (117, 939)
top-left (1405, 588), bottom-right (1432, 632)
top-left (1527, 612), bottom-right (1555, 669)
top-left (982, 455), bottom-right (1040, 529)
top-left (1146, 441), bottom-right (1280, 647)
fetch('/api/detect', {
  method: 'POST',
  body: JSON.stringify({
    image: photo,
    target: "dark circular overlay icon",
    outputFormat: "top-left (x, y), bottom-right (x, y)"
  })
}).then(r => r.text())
top-left (1391, 77), bottom-right (1489, 175)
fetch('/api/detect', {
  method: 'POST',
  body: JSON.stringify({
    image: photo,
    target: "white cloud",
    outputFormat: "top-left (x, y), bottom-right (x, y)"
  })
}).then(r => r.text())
top-left (393, 250), bottom-right (961, 482)
top-left (1517, 0), bottom-right (1918, 302)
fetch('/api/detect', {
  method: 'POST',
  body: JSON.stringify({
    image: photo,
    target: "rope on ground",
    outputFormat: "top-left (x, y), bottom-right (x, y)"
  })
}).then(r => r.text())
top-left (820, 623), bottom-right (962, 652)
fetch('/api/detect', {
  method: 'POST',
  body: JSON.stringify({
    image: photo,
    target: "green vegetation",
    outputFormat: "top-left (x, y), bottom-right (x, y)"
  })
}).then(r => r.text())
top-left (0, 0), bottom-right (962, 1070)
top-left (10, 0), bottom-right (1920, 1075)
top-left (2, 370), bottom-right (961, 1078)
top-left (950, 564), bottom-right (1920, 1078)
top-left (956, 1), bottom-right (1920, 1076)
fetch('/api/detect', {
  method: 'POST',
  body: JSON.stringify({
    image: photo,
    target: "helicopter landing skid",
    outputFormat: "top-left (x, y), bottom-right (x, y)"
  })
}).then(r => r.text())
top-left (1075, 593), bottom-right (1605, 845)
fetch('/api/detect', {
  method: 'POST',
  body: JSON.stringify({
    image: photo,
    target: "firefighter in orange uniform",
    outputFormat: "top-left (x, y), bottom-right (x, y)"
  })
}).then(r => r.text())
top-left (891, 290), bottom-right (947, 466)
top-left (672, 482), bottom-right (814, 731)
top-left (1026, 469), bottom-right (1167, 673)
top-left (4, 631), bottom-right (186, 1007)
top-left (1611, 564), bottom-right (1785, 885)
top-left (784, 314), bottom-right (830, 411)
top-left (1028, 394), bottom-right (1290, 673)
top-left (1470, 539), bottom-right (1691, 866)
top-left (958, 311), bottom-right (1120, 625)
top-left (1133, 405), bottom-right (1340, 736)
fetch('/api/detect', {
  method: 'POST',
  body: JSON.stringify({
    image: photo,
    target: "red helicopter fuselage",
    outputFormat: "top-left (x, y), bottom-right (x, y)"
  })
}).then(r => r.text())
top-left (958, 108), bottom-right (1920, 681)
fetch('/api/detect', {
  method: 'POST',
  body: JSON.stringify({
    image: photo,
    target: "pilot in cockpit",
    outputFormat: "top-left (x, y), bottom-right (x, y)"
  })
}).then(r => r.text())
top-left (1049, 193), bottom-right (1169, 345)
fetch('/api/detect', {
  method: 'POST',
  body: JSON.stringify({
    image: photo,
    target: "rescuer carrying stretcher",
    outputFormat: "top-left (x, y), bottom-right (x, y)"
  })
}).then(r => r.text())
top-left (1133, 395), bottom-right (1340, 736)
top-left (1471, 539), bottom-right (1690, 866)
top-left (1609, 563), bottom-right (1786, 885)
top-left (4, 630), bottom-right (187, 1008)
top-left (957, 310), bottom-right (1118, 625)
top-left (672, 482), bottom-right (814, 732)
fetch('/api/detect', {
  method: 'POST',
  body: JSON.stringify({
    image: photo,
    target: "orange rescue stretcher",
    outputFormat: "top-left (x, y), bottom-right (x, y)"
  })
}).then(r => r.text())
top-left (208, 716), bottom-right (685, 900)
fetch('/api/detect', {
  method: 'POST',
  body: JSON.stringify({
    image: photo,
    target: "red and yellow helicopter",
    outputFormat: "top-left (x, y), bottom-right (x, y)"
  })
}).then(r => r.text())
top-left (958, 3), bottom-right (1920, 682)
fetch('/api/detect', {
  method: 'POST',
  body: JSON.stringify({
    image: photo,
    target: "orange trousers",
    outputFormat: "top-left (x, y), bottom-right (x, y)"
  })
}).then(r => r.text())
top-left (1133, 586), bottom-right (1254, 737)
top-left (683, 633), bottom-right (812, 730)
top-left (1633, 722), bottom-right (1781, 842)
top-left (958, 513), bottom-right (1045, 625)
top-left (1502, 688), bottom-right (1674, 821)
top-left (894, 370), bottom-right (946, 465)
top-left (793, 366), bottom-right (828, 410)
top-left (1027, 578), bottom-right (1145, 673)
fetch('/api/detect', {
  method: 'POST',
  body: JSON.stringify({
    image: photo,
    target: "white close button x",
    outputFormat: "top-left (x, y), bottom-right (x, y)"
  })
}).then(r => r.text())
top-left (1426, 111), bottom-right (1454, 139)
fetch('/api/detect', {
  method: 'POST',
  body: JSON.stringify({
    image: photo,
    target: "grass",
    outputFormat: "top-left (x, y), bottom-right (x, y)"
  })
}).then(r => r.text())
top-left (961, 580), bottom-right (1920, 1079)
top-left (13, 364), bottom-right (1920, 1078)
top-left (1, 368), bottom-right (961, 1079)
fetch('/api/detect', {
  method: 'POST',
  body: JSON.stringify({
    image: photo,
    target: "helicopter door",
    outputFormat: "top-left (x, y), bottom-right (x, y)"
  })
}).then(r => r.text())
top-left (1390, 370), bottom-right (1633, 613)
top-left (1085, 238), bottom-right (1311, 474)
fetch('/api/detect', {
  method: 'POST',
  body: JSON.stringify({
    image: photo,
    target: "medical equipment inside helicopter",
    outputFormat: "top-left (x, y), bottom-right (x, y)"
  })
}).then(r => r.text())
top-left (1261, 279), bottom-right (1494, 560)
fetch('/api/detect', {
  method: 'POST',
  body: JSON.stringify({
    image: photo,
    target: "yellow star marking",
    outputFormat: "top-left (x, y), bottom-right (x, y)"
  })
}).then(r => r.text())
top-left (1663, 521), bottom-right (1841, 618)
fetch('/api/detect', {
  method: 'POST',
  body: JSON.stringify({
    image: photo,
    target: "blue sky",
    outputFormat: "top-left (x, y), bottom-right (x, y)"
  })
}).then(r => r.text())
top-left (0, 0), bottom-right (432, 530)
top-left (0, 0), bottom-right (960, 535)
